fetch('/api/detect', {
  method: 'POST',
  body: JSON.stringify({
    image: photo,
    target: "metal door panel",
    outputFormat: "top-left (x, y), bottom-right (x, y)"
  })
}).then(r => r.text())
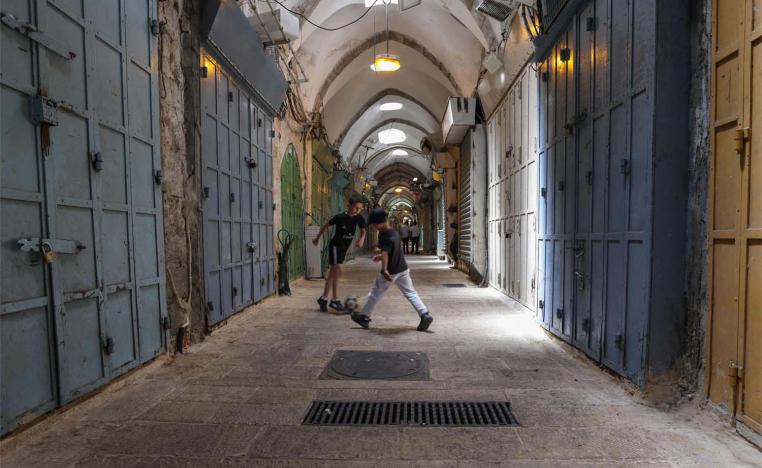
top-left (207, 270), bottom-right (222, 324)
top-left (708, 241), bottom-right (739, 408)
top-left (104, 290), bottom-right (136, 370)
top-left (137, 284), bottom-right (162, 361)
top-left (608, 105), bottom-right (626, 232)
top-left (1, 0), bottom-right (165, 434)
top-left (603, 241), bottom-right (625, 373)
top-left (625, 241), bottom-right (648, 382)
top-left (588, 240), bottom-right (605, 360)
top-left (629, 93), bottom-right (650, 232)
top-left (61, 298), bottom-right (104, 394)
top-left (222, 267), bottom-right (233, 317)
top-left (743, 242), bottom-right (762, 429)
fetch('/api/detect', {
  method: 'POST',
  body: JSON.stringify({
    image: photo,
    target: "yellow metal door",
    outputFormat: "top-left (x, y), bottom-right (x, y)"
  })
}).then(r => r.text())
top-left (708, 0), bottom-right (762, 435)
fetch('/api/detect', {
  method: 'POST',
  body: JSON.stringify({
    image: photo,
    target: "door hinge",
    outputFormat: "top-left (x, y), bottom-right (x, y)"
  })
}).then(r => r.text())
top-left (538, 300), bottom-right (544, 309)
top-left (150, 19), bottom-right (161, 36)
top-left (733, 128), bottom-right (751, 157)
top-left (1, 12), bottom-right (75, 59)
top-left (200, 66), bottom-right (208, 78)
top-left (154, 170), bottom-right (163, 185)
top-left (260, 278), bottom-right (265, 286)
top-left (614, 333), bottom-right (625, 351)
top-left (555, 308), bottom-right (564, 320)
top-left (206, 301), bottom-right (214, 312)
top-left (586, 170), bottom-right (593, 186)
top-left (232, 286), bottom-right (238, 297)
top-left (729, 362), bottom-right (744, 380)
top-left (203, 187), bottom-right (210, 198)
top-left (91, 152), bottom-right (104, 172)
top-left (582, 318), bottom-right (591, 333)
top-left (619, 159), bottom-right (631, 176)
top-left (162, 316), bottom-right (170, 330)
top-left (102, 337), bottom-right (115, 355)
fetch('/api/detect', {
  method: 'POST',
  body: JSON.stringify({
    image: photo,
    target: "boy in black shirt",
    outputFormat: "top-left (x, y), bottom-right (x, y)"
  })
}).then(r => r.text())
top-left (313, 194), bottom-right (367, 312)
top-left (350, 207), bottom-right (433, 331)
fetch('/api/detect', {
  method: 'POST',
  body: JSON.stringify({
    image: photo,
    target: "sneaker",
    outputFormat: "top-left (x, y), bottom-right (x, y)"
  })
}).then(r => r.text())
top-left (329, 300), bottom-right (345, 312)
top-left (317, 297), bottom-right (328, 312)
top-left (417, 313), bottom-right (433, 332)
top-left (350, 312), bottom-right (371, 329)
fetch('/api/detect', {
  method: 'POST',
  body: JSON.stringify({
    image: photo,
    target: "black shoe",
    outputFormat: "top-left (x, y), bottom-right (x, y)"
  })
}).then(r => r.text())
top-left (417, 313), bottom-right (433, 332)
top-left (329, 300), bottom-right (345, 312)
top-left (350, 312), bottom-right (371, 329)
top-left (318, 297), bottom-right (328, 312)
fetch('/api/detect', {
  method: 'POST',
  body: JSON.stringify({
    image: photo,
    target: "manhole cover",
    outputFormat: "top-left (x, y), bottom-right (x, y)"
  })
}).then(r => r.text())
top-left (320, 351), bottom-right (430, 381)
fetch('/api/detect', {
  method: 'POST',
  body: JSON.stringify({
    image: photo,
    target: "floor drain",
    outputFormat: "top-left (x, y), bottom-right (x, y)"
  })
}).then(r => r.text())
top-left (441, 283), bottom-right (467, 288)
top-left (303, 401), bottom-right (519, 426)
top-left (320, 351), bottom-right (429, 381)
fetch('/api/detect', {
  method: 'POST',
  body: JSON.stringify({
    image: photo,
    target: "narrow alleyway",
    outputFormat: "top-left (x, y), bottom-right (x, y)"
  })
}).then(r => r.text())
top-left (1, 256), bottom-right (758, 467)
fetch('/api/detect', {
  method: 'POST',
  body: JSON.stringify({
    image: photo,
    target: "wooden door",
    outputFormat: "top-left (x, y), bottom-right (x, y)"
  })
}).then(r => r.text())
top-left (708, 0), bottom-right (762, 435)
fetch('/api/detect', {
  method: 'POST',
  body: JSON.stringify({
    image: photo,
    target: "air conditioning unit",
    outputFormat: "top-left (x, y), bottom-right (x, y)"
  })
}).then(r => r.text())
top-left (442, 97), bottom-right (476, 145)
top-left (244, 1), bottom-right (300, 45)
top-left (305, 225), bottom-right (323, 279)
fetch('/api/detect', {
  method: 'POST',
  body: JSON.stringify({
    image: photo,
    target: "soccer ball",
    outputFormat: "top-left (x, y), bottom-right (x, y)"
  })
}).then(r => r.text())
top-left (344, 296), bottom-right (360, 312)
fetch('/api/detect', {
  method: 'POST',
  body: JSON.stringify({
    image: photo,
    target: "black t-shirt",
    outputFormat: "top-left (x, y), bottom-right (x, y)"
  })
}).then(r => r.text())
top-left (329, 212), bottom-right (366, 247)
top-left (379, 228), bottom-right (408, 275)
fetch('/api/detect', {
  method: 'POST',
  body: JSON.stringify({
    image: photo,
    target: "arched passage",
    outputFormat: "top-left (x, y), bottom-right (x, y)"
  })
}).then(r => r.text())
top-left (280, 145), bottom-right (304, 280)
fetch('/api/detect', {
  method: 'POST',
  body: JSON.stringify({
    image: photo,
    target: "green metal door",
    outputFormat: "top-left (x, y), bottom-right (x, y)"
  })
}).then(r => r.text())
top-left (280, 145), bottom-right (304, 280)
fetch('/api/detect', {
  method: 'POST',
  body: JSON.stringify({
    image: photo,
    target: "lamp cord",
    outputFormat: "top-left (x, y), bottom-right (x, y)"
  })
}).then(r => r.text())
top-left (269, 0), bottom-right (380, 32)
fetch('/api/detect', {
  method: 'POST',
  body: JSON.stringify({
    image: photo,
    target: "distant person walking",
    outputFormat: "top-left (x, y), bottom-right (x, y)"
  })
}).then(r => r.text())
top-left (350, 207), bottom-right (433, 331)
top-left (410, 221), bottom-right (420, 254)
top-left (401, 221), bottom-right (410, 254)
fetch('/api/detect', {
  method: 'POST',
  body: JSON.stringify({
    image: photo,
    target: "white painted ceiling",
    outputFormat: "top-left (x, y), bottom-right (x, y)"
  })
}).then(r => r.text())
top-left (264, 0), bottom-right (521, 182)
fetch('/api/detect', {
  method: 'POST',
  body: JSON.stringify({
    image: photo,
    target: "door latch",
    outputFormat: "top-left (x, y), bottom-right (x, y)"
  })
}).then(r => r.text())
top-left (244, 157), bottom-right (257, 168)
top-left (247, 242), bottom-right (257, 253)
top-left (91, 152), bottom-right (103, 172)
top-left (1, 12), bottom-right (75, 60)
top-left (729, 362), bottom-right (744, 380)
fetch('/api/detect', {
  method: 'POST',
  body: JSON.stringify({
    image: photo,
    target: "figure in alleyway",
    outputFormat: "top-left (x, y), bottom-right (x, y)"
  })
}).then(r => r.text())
top-left (401, 220), bottom-right (411, 254)
top-left (313, 194), bottom-right (367, 312)
top-left (410, 221), bottom-right (420, 254)
top-left (350, 207), bottom-right (433, 331)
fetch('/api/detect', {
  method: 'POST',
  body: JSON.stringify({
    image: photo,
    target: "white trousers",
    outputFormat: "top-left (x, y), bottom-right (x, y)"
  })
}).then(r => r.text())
top-left (361, 269), bottom-right (428, 318)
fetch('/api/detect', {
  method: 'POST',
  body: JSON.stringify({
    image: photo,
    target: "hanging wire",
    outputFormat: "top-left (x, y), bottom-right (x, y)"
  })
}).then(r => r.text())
top-left (269, 0), bottom-right (381, 31)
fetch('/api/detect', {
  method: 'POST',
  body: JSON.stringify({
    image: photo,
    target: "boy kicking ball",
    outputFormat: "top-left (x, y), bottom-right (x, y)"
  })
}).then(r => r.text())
top-left (350, 207), bottom-right (433, 331)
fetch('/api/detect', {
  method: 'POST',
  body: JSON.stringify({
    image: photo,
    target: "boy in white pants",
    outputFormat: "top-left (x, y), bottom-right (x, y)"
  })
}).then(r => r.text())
top-left (350, 207), bottom-right (433, 331)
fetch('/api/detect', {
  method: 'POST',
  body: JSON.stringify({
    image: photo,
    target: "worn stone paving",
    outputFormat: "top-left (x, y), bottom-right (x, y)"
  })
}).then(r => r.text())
top-left (1, 256), bottom-right (760, 467)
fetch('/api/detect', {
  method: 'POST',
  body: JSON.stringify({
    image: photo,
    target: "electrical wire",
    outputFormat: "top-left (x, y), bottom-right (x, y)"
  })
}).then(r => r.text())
top-left (269, 0), bottom-right (381, 31)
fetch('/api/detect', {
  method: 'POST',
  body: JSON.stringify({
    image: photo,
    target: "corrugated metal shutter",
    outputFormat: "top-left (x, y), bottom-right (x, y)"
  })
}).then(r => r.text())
top-left (1, 0), bottom-right (166, 434)
top-left (459, 137), bottom-right (473, 263)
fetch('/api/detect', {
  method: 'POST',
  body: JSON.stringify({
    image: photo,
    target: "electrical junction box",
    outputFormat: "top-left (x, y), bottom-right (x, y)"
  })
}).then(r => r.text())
top-left (442, 97), bottom-right (476, 145)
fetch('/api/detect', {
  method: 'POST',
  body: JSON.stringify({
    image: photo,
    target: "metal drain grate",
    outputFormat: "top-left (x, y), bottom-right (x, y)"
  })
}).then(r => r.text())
top-left (441, 283), bottom-right (467, 288)
top-left (303, 401), bottom-right (518, 427)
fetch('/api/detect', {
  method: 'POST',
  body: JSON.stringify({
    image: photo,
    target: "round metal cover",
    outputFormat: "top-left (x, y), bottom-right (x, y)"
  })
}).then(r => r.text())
top-left (330, 351), bottom-right (426, 380)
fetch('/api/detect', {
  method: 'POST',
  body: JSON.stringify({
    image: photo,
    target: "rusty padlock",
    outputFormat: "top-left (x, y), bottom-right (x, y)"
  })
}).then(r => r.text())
top-left (41, 241), bottom-right (58, 264)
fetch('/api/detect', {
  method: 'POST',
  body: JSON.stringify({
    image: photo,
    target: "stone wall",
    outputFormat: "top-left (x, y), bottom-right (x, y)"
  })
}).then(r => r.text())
top-left (680, 0), bottom-right (712, 398)
top-left (158, 0), bottom-right (205, 349)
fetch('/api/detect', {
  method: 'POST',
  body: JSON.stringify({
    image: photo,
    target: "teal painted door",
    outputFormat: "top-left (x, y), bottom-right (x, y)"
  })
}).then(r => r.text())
top-left (280, 146), bottom-right (304, 280)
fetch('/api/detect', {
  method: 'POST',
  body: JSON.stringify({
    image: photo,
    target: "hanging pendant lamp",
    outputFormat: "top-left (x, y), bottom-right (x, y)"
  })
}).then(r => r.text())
top-left (371, 0), bottom-right (401, 72)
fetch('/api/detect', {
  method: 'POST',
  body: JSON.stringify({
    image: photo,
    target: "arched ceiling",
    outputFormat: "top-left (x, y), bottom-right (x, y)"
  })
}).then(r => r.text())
top-left (264, 0), bottom-right (520, 180)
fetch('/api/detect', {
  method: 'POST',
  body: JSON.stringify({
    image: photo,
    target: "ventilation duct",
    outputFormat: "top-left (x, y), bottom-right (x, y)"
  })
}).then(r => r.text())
top-left (475, 0), bottom-right (515, 21)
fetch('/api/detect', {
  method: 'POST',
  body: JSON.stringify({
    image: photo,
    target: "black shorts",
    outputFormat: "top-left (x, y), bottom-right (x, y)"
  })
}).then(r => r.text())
top-left (328, 243), bottom-right (349, 265)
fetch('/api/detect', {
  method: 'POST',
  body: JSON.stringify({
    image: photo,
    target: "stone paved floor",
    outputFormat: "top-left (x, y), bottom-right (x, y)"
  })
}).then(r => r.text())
top-left (1, 256), bottom-right (760, 467)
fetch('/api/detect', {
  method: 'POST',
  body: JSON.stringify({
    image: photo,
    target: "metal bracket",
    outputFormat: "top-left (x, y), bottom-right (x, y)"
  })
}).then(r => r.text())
top-left (154, 170), bottom-right (163, 185)
top-left (29, 95), bottom-right (59, 126)
top-left (162, 316), bottom-right (170, 330)
top-left (244, 157), bottom-right (257, 168)
top-left (150, 19), bottom-right (160, 36)
top-left (538, 300), bottom-right (545, 309)
top-left (619, 159), bottom-right (631, 176)
top-left (1, 12), bottom-right (76, 60)
top-left (18, 237), bottom-right (85, 254)
top-left (247, 242), bottom-right (257, 253)
top-left (203, 187), bottom-right (210, 198)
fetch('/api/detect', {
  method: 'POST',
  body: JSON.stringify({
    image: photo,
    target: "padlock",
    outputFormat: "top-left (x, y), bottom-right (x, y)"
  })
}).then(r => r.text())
top-left (41, 242), bottom-right (57, 264)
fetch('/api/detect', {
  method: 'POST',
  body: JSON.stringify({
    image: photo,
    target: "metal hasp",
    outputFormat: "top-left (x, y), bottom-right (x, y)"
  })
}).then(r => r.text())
top-left (534, 0), bottom-right (692, 390)
top-left (29, 95), bottom-right (59, 126)
top-left (1, 0), bottom-right (166, 435)
top-left (1, 12), bottom-right (75, 60)
top-left (200, 46), bottom-right (276, 327)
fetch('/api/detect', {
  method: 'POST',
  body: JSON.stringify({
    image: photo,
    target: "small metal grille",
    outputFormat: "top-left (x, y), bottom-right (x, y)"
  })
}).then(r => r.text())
top-left (303, 401), bottom-right (518, 427)
top-left (441, 283), bottom-right (467, 288)
top-left (475, 0), bottom-right (515, 21)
